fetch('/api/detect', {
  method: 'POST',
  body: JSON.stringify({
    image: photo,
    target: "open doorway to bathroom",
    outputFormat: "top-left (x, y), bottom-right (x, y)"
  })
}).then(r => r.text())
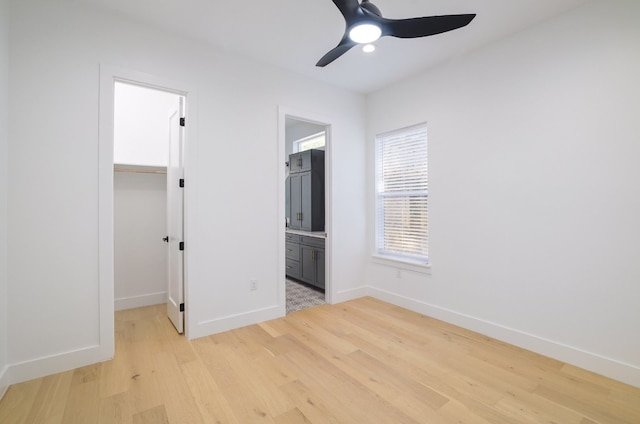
top-left (284, 116), bottom-right (329, 313)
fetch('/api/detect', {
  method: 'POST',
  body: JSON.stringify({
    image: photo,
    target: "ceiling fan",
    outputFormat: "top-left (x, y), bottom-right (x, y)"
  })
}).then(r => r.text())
top-left (316, 0), bottom-right (476, 67)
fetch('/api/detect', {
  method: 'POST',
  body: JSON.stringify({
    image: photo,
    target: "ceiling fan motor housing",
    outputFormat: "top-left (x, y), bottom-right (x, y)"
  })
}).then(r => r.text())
top-left (360, 0), bottom-right (382, 17)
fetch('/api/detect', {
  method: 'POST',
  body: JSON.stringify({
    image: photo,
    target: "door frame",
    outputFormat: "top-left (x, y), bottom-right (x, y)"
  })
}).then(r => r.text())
top-left (99, 65), bottom-right (198, 352)
top-left (278, 107), bottom-right (333, 308)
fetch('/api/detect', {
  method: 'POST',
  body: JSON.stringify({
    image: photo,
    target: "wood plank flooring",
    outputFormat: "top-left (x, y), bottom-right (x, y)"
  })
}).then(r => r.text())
top-left (1, 297), bottom-right (639, 423)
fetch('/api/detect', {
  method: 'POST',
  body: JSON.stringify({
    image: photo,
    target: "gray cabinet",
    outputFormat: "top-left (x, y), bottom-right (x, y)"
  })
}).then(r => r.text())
top-left (288, 150), bottom-right (324, 232)
top-left (289, 149), bottom-right (314, 173)
top-left (315, 248), bottom-right (325, 289)
top-left (285, 233), bottom-right (325, 290)
top-left (285, 233), bottom-right (301, 280)
top-left (297, 236), bottom-right (325, 290)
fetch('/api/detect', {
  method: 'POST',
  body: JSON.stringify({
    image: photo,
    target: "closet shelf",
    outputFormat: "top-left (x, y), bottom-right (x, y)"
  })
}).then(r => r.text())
top-left (114, 164), bottom-right (167, 174)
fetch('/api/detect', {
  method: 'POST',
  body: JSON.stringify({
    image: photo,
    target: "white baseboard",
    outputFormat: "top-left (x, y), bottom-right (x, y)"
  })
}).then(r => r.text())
top-left (115, 292), bottom-right (166, 311)
top-left (189, 304), bottom-right (283, 340)
top-left (331, 285), bottom-right (369, 304)
top-left (368, 287), bottom-right (640, 389)
top-left (189, 284), bottom-right (369, 340)
top-left (4, 344), bottom-right (112, 389)
top-left (0, 365), bottom-right (8, 400)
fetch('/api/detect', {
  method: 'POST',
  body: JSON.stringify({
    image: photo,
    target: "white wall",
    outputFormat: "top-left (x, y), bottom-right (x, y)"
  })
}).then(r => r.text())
top-left (114, 82), bottom-right (178, 167)
top-left (6, 0), bottom-right (366, 384)
top-left (0, 0), bottom-right (9, 397)
top-left (366, 0), bottom-right (640, 387)
top-left (114, 172), bottom-right (167, 310)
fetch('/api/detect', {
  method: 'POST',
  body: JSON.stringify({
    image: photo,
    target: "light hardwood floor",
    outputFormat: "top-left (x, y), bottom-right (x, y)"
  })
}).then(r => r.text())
top-left (1, 297), bottom-right (639, 423)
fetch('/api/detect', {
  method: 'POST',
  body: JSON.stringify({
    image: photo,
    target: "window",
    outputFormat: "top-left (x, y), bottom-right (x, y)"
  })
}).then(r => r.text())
top-left (375, 123), bottom-right (428, 265)
top-left (294, 131), bottom-right (326, 153)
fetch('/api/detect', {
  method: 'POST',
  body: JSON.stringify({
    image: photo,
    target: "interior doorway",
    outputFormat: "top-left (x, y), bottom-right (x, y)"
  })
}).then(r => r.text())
top-left (282, 115), bottom-right (331, 313)
top-left (99, 66), bottom-right (196, 357)
top-left (112, 82), bottom-right (185, 333)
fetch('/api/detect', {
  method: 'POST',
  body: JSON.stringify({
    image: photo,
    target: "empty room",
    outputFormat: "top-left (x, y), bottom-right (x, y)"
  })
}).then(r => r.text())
top-left (0, 0), bottom-right (639, 422)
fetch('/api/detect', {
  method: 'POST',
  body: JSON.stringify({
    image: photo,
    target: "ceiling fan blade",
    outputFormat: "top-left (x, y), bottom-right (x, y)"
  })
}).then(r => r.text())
top-left (316, 36), bottom-right (357, 67)
top-left (382, 14), bottom-right (476, 39)
top-left (331, 0), bottom-right (362, 20)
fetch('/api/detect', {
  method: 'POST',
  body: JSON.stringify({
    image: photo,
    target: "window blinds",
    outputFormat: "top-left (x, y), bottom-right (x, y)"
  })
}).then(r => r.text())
top-left (375, 123), bottom-right (428, 263)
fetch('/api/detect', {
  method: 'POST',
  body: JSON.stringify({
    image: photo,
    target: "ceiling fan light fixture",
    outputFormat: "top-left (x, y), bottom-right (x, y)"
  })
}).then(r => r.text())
top-left (362, 44), bottom-right (376, 53)
top-left (349, 23), bottom-right (381, 44)
top-left (316, 0), bottom-right (476, 67)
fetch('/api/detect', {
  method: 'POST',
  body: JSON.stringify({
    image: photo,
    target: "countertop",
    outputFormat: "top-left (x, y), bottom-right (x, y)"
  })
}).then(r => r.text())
top-left (285, 229), bottom-right (326, 239)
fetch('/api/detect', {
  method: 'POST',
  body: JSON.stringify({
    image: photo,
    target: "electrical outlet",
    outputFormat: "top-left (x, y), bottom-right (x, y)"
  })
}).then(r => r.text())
top-left (396, 269), bottom-right (402, 279)
top-left (250, 279), bottom-right (258, 291)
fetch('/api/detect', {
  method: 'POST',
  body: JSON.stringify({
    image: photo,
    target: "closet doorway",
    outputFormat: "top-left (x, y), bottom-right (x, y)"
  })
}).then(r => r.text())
top-left (113, 82), bottom-right (186, 333)
top-left (282, 114), bottom-right (331, 314)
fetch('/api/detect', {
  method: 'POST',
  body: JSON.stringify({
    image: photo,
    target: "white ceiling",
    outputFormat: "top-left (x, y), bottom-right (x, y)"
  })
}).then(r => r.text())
top-left (79, 0), bottom-right (590, 94)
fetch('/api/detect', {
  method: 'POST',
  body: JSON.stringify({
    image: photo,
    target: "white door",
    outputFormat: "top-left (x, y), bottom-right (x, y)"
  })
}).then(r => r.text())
top-left (167, 97), bottom-right (185, 333)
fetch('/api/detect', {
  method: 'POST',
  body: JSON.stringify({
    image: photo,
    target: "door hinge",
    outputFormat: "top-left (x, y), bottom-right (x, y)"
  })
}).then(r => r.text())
top-left (179, 303), bottom-right (184, 312)
top-left (179, 178), bottom-right (184, 188)
top-left (180, 117), bottom-right (185, 127)
top-left (179, 241), bottom-right (184, 251)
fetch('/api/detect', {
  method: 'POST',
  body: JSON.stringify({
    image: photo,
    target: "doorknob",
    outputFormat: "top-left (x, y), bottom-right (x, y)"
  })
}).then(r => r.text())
top-left (163, 236), bottom-right (169, 242)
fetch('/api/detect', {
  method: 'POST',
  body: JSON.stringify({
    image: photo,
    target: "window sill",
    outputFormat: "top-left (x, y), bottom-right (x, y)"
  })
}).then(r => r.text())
top-left (372, 255), bottom-right (431, 275)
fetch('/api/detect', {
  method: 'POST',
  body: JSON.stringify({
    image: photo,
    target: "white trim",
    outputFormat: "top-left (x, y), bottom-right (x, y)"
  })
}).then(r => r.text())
top-left (114, 292), bottom-right (167, 311)
top-left (3, 345), bottom-right (107, 388)
top-left (278, 107), bottom-right (334, 305)
top-left (367, 286), bottom-right (640, 389)
top-left (0, 365), bottom-right (8, 400)
top-left (190, 305), bottom-right (282, 339)
top-left (99, 65), bottom-right (199, 349)
top-left (332, 285), bottom-right (369, 304)
top-left (371, 254), bottom-right (431, 274)
top-left (98, 64), bottom-right (116, 362)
